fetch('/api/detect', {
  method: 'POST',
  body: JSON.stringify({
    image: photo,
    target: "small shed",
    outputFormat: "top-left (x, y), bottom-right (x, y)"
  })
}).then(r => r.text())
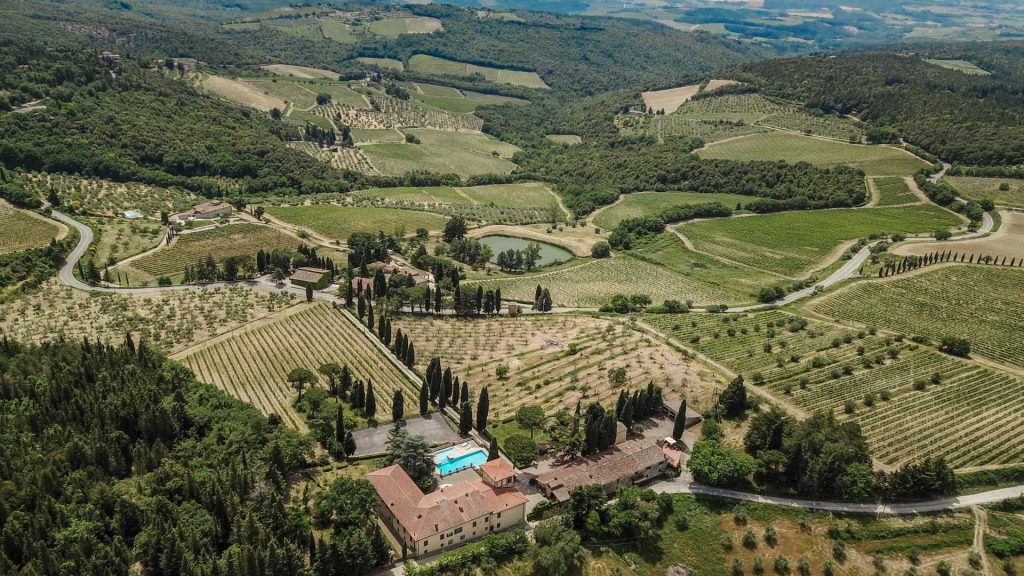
top-left (289, 267), bottom-right (331, 290)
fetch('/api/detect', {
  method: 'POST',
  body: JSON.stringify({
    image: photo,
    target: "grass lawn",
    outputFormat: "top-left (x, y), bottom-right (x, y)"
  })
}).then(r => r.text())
top-left (266, 204), bottom-right (448, 239)
top-left (698, 132), bottom-right (928, 176)
top-left (408, 54), bottom-right (549, 89)
top-left (361, 129), bottom-right (519, 177)
top-left (592, 191), bottom-right (754, 230)
top-left (945, 176), bottom-right (1024, 208)
top-left (0, 201), bottom-right (61, 255)
top-left (680, 205), bottom-right (963, 277)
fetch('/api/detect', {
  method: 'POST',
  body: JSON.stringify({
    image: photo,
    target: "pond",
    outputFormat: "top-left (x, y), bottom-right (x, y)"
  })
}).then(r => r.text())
top-left (478, 235), bottom-right (573, 266)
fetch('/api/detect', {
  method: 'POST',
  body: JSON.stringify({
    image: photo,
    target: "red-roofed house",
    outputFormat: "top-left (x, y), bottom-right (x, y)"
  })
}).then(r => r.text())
top-left (367, 464), bottom-right (527, 557)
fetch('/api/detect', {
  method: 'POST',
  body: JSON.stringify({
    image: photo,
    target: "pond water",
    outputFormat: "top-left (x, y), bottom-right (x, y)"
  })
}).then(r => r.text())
top-left (478, 235), bottom-right (572, 266)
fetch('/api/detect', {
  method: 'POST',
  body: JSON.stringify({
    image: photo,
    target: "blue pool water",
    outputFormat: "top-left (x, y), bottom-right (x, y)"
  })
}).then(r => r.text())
top-left (124, 210), bottom-right (143, 219)
top-left (435, 448), bottom-right (488, 475)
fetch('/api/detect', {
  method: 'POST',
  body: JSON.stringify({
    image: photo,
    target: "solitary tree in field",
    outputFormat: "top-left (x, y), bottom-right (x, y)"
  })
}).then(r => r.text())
top-left (287, 367), bottom-right (317, 401)
top-left (392, 390), bottom-right (404, 423)
top-left (672, 399), bottom-right (688, 440)
top-left (419, 380), bottom-right (429, 416)
top-left (476, 386), bottom-right (490, 431)
top-left (365, 380), bottom-right (376, 420)
top-left (488, 436), bottom-right (500, 461)
top-left (459, 401), bottom-right (473, 435)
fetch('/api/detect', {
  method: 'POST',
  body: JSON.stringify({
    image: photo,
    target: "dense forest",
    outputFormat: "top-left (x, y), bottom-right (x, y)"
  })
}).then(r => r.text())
top-left (0, 337), bottom-right (392, 575)
top-left (736, 52), bottom-right (1024, 166)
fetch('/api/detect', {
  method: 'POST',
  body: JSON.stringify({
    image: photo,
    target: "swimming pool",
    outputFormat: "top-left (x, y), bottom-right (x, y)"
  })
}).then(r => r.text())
top-left (435, 447), bottom-right (488, 476)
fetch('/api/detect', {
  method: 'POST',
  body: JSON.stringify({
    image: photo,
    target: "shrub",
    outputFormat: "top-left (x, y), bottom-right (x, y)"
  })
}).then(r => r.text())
top-left (743, 529), bottom-right (758, 549)
top-left (774, 555), bottom-right (789, 575)
top-left (764, 525), bottom-right (778, 547)
top-left (591, 240), bottom-right (611, 258)
top-left (832, 540), bottom-right (846, 561)
top-left (503, 434), bottom-right (537, 468)
top-left (754, 557), bottom-right (765, 576)
top-left (722, 535), bottom-right (734, 550)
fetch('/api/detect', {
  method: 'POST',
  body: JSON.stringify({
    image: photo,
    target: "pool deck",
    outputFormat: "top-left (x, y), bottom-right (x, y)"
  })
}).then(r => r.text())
top-left (433, 442), bottom-right (481, 463)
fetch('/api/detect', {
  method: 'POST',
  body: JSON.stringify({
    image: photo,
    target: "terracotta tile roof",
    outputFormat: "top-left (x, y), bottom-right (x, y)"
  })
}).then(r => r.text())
top-left (290, 267), bottom-right (329, 283)
top-left (479, 458), bottom-right (516, 484)
top-left (367, 465), bottom-right (527, 541)
top-left (534, 440), bottom-right (666, 501)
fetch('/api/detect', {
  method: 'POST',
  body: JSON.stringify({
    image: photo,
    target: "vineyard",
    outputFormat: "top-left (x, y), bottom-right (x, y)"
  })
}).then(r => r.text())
top-left (245, 79), bottom-right (369, 110)
top-left (177, 302), bottom-right (415, 431)
top-left (945, 176), bottom-right (1024, 208)
top-left (288, 142), bottom-right (380, 175)
top-left (592, 191), bottom-right (754, 230)
top-left (0, 282), bottom-right (296, 354)
top-left (394, 314), bottom-right (721, 421)
top-left (807, 265), bottom-right (1024, 369)
top-left (680, 205), bottom-right (963, 276)
top-left (407, 54), bottom-right (549, 89)
top-left (408, 83), bottom-right (528, 114)
top-left (0, 201), bottom-right (61, 255)
top-left (361, 131), bottom-right (518, 177)
top-left (22, 173), bottom-right (200, 217)
top-left (471, 251), bottom-right (750, 308)
top-left (128, 223), bottom-right (300, 279)
top-left (310, 94), bottom-right (482, 131)
top-left (349, 182), bottom-right (560, 224)
top-left (698, 132), bottom-right (928, 176)
top-left (872, 177), bottom-right (921, 206)
top-left (642, 310), bottom-right (1024, 468)
top-left (265, 204), bottom-right (448, 239)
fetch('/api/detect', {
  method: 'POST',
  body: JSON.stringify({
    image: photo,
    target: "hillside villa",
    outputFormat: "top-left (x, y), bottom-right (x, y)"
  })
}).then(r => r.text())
top-left (534, 439), bottom-right (669, 502)
top-left (289, 267), bottom-right (332, 289)
top-left (171, 200), bottom-right (232, 223)
top-left (368, 459), bottom-right (528, 558)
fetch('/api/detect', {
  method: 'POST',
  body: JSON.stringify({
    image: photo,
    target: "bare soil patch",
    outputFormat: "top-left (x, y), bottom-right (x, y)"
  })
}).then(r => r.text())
top-left (642, 84), bottom-right (701, 115)
top-left (893, 210), bottom-right (1024, 260)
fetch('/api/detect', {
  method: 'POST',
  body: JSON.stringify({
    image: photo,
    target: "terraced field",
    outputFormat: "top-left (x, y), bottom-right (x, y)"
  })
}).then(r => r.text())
top-left (592, 191), bottom-right (753, 230)
top-left (872, 176), bottom-right (920, 206)
top-left (680, 205), bottom-right (963, 277)
top-left (643, 310), bottom-right (1024, 468)
top-left (24, 174), bottom-right (200, 217)
top-left (394, 314), bottom-right (721, 421)
top-left (266, 204), bottom-right (448, 239)
top-left (408, 54), bottom-right (549, 89)
top-left (472, 251), bottom-right (751, 308)
top-left (807, 265), bottom-right (1024, 368)
top-left (698, 132), bottom-right (927, 176)
top-left (945, 176), bottom-right (1024, 208)
top-left (128, 223), bottom-right (299, 279)
top-left (177, 302), bottom-right (414, 430)
top-left (0, 201), bottom-right (61, 255)
top-left (288, 142), bottom-right (379, 175)
top-left (311, 94), bottom-right (482, 131)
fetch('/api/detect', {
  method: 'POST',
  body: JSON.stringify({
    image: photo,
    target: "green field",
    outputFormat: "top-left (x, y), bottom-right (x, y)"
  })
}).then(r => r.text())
top-left (924, 59), bottom-right (991, 75)
top-left (945, 176), bottom-right (1024, 207)
top-left (808, 265), bottom-right (1024, 369)
top-left (698, 132), bottom-right (928, 176)
top-left (872, 176), bottom-right (920, 206)
top-left (246, 78), bottom-right (367, 110)
top-left (350, 182), bottom-right (560, 224)
top-left (24, 174), bottom-right (200, 218)
top-left (88, 218), bottom-right (163, 266)
top-left (128, 223), bottom-right (299, 280)
top-left (680, 205), bottom-right (963, 276)
top-left (266, 205), bottom-right (448, 239)
top-left (356, 57), bottom-right (404, 71)
top-left (367, 16), bottom-right (442, 37)
top-left (318, 19), bottom-right (358, 43)
top-left (0, 202), bottom-right (61, 255)
top-left (407, 82), bottom-right (528, 114)
top-left (361, 129), bottom-right (519, 177)
top-left (592, 191), bottom-right (754, 230)
top-left (407, 54), bottom-right (549, 89)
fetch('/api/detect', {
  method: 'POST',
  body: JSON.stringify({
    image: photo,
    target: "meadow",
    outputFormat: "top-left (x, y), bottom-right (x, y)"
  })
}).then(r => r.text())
top-left (265, 204), bottom-right (448, 239)
top-left (923, 59), bottom-right (991, 75)
top-left (945, 176), bottom-right (1024, 207)
top-left (641, 84), bottom-right (700, 114)
top-left (366, 16), bottom-right (443, 37)
top-left (318, 18), bottom-right (358, 43)
top-left (407, 54), bottom-right (549, 89)
top-left (680, 205), bottom-right (963, 276)
top-left (245, 78), bottom-right (368, 110)
top-left (128, 223), bottom-right (301, 280)
top-left (351, 182), bottom-right (560, 224)
top-left (177, 302), bottom-right (414, 431)
top-left (644, 309), bottom-right (1024, 468)
top-left (698, 132), bottom-right (928, 176)
top-left (807, 265), bottom-right (1024, 369)
top-left (0, 201), bottom-right (61, 256)
top-left (393, 314), bottom-right (723, 422)
top-left (361, 129), bottom-right (518, 177)
top-left (356, 57), bottom-right (404, 71)
top-left (261, 64), bottom-right (340, 79)
top-left (24, 174), bottom-right (200, 218)
top-left (194, 73), bottom-right (286, 112)
top-left (407, 82), bottom-right (527, 114)
top-left (0, 282), bottom-right (296, 354)
top-left (872, 176), bottom-right (920, 206)
top-left (592, 191), bottom-right (754, 230)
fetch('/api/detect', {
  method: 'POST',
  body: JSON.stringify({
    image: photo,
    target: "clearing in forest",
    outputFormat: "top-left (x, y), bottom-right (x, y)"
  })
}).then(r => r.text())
top-left (177, 302), bottom-right (414, 431)
top-left (641, 84), bottom-right (700, 115)
top-left (194, 73), bottom-right (286, 112)
top-left (266, 204), bottom-right (448, 239)
top-left (923, 59), bottom-right (991, 75)
top-left (356, 57), bottom-right (405, 71)
top-left (680, 205), bottom-right (963, 277)
top-left (592, 191), bottom-right (753, 230)
top-left (893, 210), bottom-right (1024, 261)
top-left (394, 314), bottom-right (722, 422)
top-left (0, 201), bottom-right (62, 255)
top-left (807, 264), bottom-right (1024, 369)
top-left (407, 54), bottom-right (549, 89)
top-left (545, 134), bottom-right (582, 145)
top-left (361, 129), bottom-right (518, 177)
top-left (261, 64), bottom-right (340, 79)
top-left (408, 82), bottom-right (528, 114)
top-left (698, 132), bottom-right (927, 176)
top-left (367, 16), bottom-right (443, 37)
top-left (945, 176), bottom-right (1024, 208)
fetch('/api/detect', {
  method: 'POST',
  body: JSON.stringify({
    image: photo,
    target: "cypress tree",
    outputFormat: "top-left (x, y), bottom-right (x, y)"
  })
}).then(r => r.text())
top-left (430, 365), bottom-right (440, 401)
top-left (336, 405), bottom-right (345, 445)
top-left (419, 380), bottom-right (429, 416)
top-left (365, 380), bottom-right (376, 419)
top-left (495, 288), bottom-right (502, 313)
top-left (672, 399), bottom-right (687, 440)
top-left (357, 293), bottom-right (365, 318)
top-left (392, 390), bottom-right (404, 423)
top-left (461, 380), bottom-right (469, 406)
top-left (459, 401), bottom-right (473, 435)
top-left (406, 341), bottom-right (415, 367)
top-left (434, 284), bottom-right (442, 313)
top-left (621, 396), bottom-right (634, 431)
top-left (452, 375), bottom-right (461, 406)
top-left (476, 386), bottom-right (490, 430)
top-left (384, 319), bottom-right (392, 346)
top-left (367, 301), bottom-right (375, 332)
top-left (535, 285), bottom-right (543, 307)
top-left (442, 368), bottom-right (453, 405)
top-left (487, 436), bottom-right (499, 461)
top-left (475, 285), bottom-right (483, 314)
